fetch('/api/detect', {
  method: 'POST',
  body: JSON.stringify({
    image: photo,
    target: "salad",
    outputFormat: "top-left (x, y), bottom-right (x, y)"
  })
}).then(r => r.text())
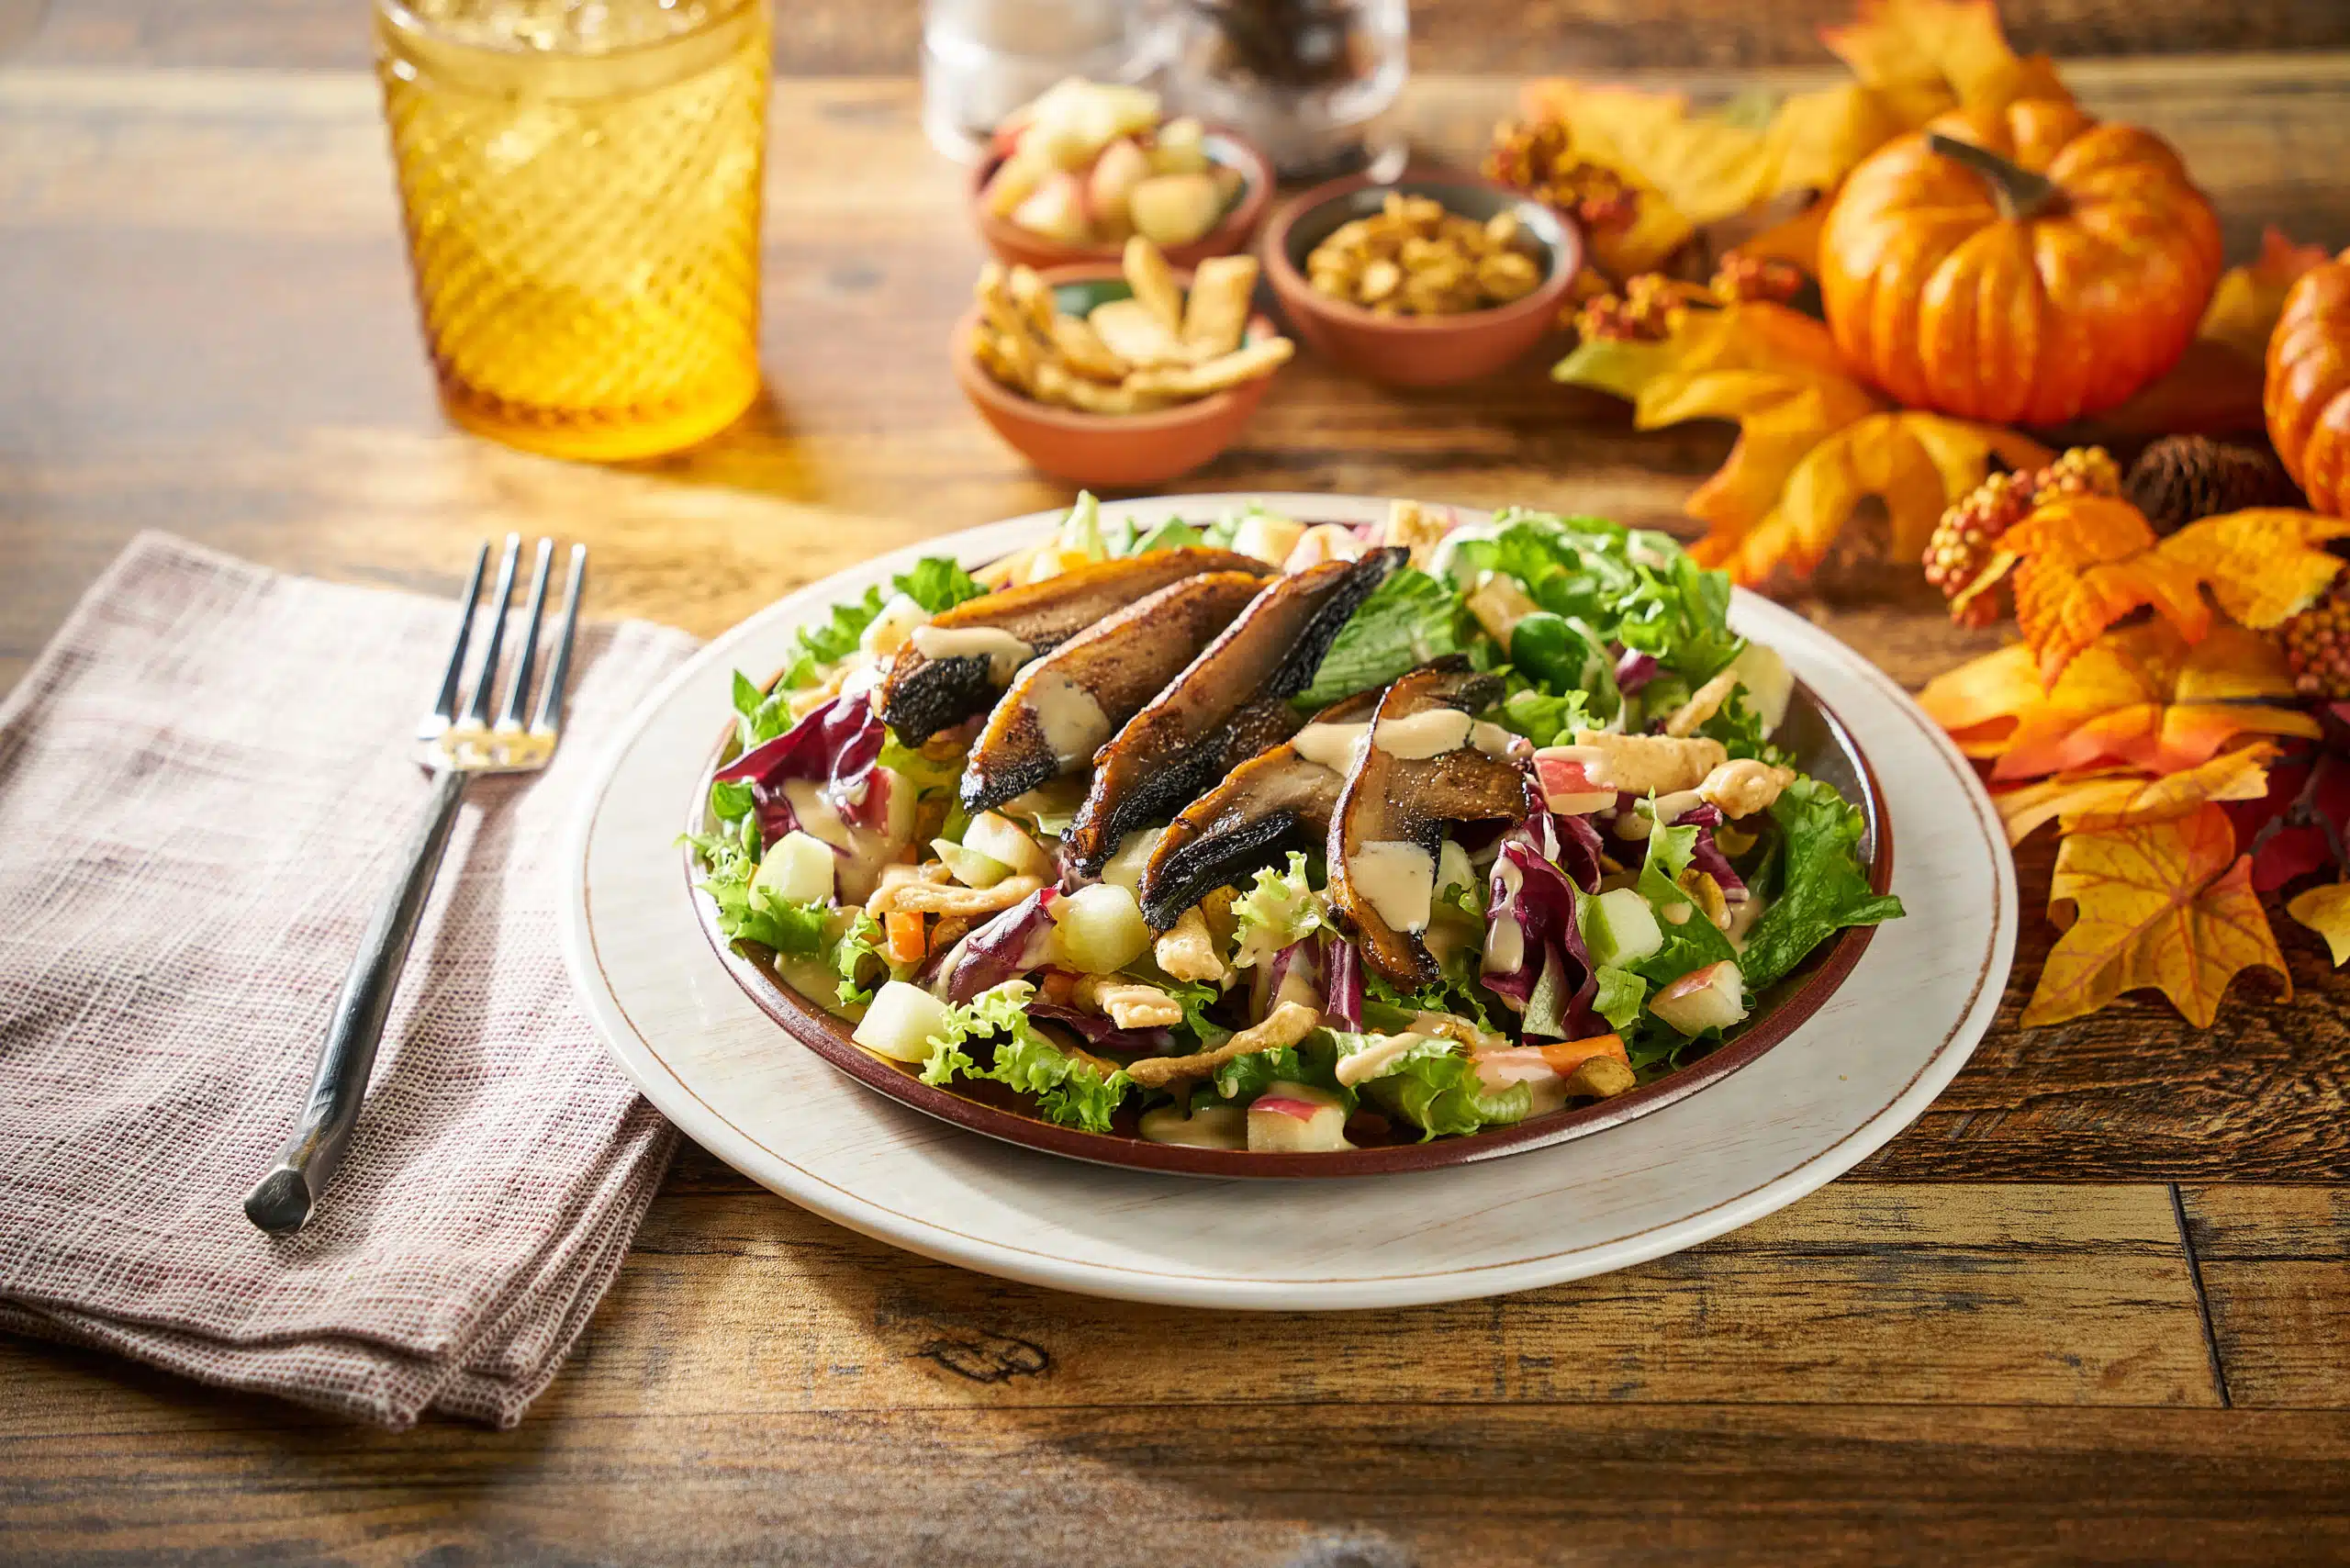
top-left (688, 497), bottom-right (1902, 1153)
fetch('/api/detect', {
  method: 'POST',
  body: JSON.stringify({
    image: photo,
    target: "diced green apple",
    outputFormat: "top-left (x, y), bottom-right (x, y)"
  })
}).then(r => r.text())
top-left (857, 591), bottom-right (930, 659)
top-left (1650, 960), bottom-right (1748, 1036)
top-left (1137, 1103), bottom-right (1247, 1148)
top-left (750, 830), bottom-right (835, 910)
top-left (1246, 1081), bottom-right (1352, 1152)
top-left (1149, 116), bottom-right (1210, 175)
top-left (1128, 172), bottom-right (1224, 247)
top-left (1437, 839), bottom-right (1475, 902)
top-left (1580, 886), bottom-right (1662, 968)
top-left (1228, 509), bottom-right (1306, 566)
top-left (962, 811), bottom-right (1055, 879)
top-left (932, 838), bottom-right (1012, 890)
top-left (1050, 882), bottom-right (1152, 973)
top-left (852, 980), bottom-right (952, 1062)
top-left (1728, 641), bottom-right (1793, 734)
top-left (1099, 825), bottom-right (1165, 895)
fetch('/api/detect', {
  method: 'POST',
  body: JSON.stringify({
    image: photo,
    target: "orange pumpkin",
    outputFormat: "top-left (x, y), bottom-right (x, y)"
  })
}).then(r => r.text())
top-left (1819, 98), bottom-right (2222, 428)
top-left (2266, 249), bottom-right (2350, 518)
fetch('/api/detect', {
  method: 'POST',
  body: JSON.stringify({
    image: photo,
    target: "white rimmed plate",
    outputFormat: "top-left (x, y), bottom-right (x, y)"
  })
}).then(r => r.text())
top-left (558, 495), bottom-right (2015, 1310)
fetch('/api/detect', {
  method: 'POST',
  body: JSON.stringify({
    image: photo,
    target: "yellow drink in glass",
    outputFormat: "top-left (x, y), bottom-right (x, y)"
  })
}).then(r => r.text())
top-left (375, 0), bottom-right (770, 461)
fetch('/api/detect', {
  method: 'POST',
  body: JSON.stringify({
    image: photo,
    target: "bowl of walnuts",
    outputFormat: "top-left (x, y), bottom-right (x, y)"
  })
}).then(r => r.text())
top-left (1263, 172), bottom-right (1582, 387)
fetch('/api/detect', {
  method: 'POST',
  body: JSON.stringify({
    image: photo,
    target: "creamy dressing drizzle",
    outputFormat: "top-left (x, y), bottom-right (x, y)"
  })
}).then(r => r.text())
top-left (782, 777), bottom-right (899, 902)
top-left (1025, 670), bottom-right (1113, 766)
top-left (1350, 840), bottom-right (1436, 934)
top-left (1373, 708), bottom-right (1472, 760)
top-left (1483, 857), bottom-right (1527, 975)
top-left (1292, 721), bottom-right (1371, 772)
top-left (910, 624), bottom-right (1033, 681)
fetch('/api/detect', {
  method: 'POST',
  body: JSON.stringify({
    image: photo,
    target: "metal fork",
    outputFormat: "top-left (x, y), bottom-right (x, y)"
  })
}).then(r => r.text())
top-left (242, 534), bottom-right (588, 1236)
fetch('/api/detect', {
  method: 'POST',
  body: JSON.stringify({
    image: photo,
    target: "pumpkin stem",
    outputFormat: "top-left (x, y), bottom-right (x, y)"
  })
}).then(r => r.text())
top-left (1925, 131), bottom-right (2063, 221)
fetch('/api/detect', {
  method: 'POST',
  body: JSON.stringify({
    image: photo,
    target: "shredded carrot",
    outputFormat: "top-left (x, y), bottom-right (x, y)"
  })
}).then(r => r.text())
top-left (1535, 1034), bottom-right (1628, 1074)
top-left (885, 911), bottom-right (927, 966)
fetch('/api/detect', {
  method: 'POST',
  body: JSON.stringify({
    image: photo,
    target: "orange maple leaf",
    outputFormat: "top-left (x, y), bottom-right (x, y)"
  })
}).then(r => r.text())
top-left (1985, 498), bottom-right (2350, 687)
top-left (1917, 622), bottom-right (2318, 779)
top-left (1991, 745), bottom-right (2276, 846)
top-left (2024, 803), bottom-right (2289, 1028)
top-left (1554, 301), bottom-right (2045, 584)
top-left (2198, 226), bottom-right (2335, 364)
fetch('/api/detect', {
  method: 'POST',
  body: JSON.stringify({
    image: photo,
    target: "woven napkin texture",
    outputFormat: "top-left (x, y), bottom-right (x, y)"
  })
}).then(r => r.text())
top-left (0, 533), bottom-right (699, 1428)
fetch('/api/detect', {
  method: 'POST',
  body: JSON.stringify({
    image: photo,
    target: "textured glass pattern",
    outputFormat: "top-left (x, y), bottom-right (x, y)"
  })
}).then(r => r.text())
top-left (377, 0), bottom-right (770, 461)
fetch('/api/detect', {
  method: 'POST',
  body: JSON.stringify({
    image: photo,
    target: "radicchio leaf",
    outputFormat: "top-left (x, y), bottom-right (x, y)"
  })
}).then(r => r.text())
top-left (1613, 645), bottom-right (1659, 695)
top-left (714, 693), bottom-right (890, 838)
top-left (1482, 821), bottom-right (1599, 1038)
top-left (1673, 802), bottom-right (1749, 902)
top-left (1322, 935), bottom-right (1364, 1030)
top-left (1027, 1003), bottom-right (1175, 1056)
top-left (1251, 935), bottom-right (1327, 1021)
top-left (942, 887), bottom-right (1060, 1003)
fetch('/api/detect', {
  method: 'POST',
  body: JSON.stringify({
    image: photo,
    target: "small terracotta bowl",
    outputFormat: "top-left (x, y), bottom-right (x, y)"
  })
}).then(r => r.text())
top-left (969, 130), bottom-right (1276, 273)
top-left (1263, 170), bottom-right (1583, 388)
top-left (954, 263), bottom-right (1282, 489)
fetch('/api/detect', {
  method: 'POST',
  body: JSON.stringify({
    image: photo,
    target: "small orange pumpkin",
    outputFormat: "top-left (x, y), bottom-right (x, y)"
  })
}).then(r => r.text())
top-left (2266, 249), bottom-right (2350, 518)
top-left (1819, 97), bottom-right (2223, 427)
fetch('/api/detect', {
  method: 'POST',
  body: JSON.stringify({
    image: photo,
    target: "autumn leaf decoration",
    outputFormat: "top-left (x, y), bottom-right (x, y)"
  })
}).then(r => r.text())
top-left (1919, 496), bottom-right (2350, 1026)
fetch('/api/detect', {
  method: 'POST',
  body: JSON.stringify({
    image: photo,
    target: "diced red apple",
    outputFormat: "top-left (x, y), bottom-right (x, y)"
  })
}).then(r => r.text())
top-left (1010, 171), bottom-right (1091, 245)
top-left (1651, 960), bottom-right (1749, 1036)
top-left (1129, 172), bottom-right (1224, 247)
top-left (1534, 749), bottom-right (1616, 815)
top-left (983, 154), bottom-right (1046, 219)
top-left (1086, 137), bottom-right (1151, 232)
top-left (1246, 1081), bottom-right (1353, 1152)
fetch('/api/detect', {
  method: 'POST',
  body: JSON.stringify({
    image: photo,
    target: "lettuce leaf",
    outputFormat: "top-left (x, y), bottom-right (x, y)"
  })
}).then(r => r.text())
top-left (916, 980), bottom-right (1134, 1133)
top-left (1057, 491), bottom-right (1109, 560)
top-left (772, 587), bottom-right (888, 697)
top-left (1334, 1032), bottom-right (1532, 1138)
top-left (1230, 851), bottom-right (1326, 969)
top-left (1627, 814), bottom-right (1737, 991)
top-left (893, 557), bottom-right (985, 615)
top-left (1129, 517), bottom-right (1204, 554)
top-left (1591, 966), bottom-right (1647, 1034)
top-left (1498, 681), bottom-right (1590, 746)
top-left (832, 907), bottom-right (888, 1007)
top-left (1158, 975), bottom-right (1235, 1050)
top-left (1295, 567), bottom-right (1470, 708)
top-left (1739, 778), bottom-right (1904, 991)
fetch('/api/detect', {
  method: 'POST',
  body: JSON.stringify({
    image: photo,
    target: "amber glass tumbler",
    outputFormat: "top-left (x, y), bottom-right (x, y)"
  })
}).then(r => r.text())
top-left (375, 0), bottom-right (771, 461)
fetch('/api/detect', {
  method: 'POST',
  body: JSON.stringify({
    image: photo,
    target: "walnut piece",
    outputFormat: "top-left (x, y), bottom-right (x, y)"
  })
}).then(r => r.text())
top-left (1153, 905), bottom-right (1230, 985)
top-left (1696, 757), bottom-right (1796, 818)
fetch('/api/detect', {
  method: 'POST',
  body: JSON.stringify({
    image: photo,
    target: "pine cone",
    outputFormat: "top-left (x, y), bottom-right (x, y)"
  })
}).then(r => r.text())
top-left (1923, 447), bottom-right (2121, 627)
top-left (2122, 436), bottom-right (2302, 534)
top-left (2283, 577), bottom-right (2350, 700)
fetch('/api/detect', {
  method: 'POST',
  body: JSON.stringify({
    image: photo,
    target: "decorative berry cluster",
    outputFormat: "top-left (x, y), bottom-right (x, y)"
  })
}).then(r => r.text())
top-left (2283, 580), bottom-right (2350, 700)
top-left (1924, 446), bottom-right (2122, 628)
top-left (1707, 254), bottom-right (1807, 306)
top-left (1483, 120), bottom-right (1639, 233)
top-left (1569, 274), bottom-right (1705, 343)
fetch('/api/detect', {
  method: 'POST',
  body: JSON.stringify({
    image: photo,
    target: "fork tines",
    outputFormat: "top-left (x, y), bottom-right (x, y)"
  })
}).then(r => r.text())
top-left (420, 534), bottom-right (588, 773)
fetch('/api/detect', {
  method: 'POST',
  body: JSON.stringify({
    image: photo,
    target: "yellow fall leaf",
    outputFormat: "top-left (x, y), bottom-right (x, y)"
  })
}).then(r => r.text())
top-left (2196, 226), bottom-right (2334, 364)
top-left (1916, 622), bottom-right (2316, 780)
top-left (2025, 804), bottom-right (2289, 1029)
top-left (1819, 0), bottom-right (2069, 111)
top-left (2286, 882), bottom-right (2350, 967)
top-left (1991, 745), bottom-right (2276, 846)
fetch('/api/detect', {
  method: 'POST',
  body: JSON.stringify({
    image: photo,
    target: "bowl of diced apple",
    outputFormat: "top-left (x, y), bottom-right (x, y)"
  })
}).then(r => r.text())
top-left (970, 78), bottom-right (1274, 273)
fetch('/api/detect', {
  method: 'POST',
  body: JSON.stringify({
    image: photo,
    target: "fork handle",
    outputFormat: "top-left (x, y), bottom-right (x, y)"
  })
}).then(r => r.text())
top-left (242, 768), bottom-right (471, 1235)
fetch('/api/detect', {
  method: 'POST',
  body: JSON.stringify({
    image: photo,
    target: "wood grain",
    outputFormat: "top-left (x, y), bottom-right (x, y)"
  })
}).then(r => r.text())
top-left (19, 0), bottom-right (2350, 76)
top-left (2183, 1186), bottom-right (2350, 1408)
top-left (6, 10), bottom-right (2350, 1550)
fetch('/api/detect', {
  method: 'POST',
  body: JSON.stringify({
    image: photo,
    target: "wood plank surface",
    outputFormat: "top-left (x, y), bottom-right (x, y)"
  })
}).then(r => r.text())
top-left (19, 0), bottom-right (2350, 76)
top-left (4, 0), bottom-right (2350, 1552)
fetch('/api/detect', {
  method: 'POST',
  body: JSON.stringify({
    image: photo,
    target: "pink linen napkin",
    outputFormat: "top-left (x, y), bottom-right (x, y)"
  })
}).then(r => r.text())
top-left (0, 532), bottom-right (699, 1428)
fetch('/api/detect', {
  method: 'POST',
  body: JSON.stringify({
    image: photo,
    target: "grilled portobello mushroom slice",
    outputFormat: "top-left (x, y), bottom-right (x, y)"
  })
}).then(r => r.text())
top-left (1063, 547), bottom-right (1405, 875)
top-left (1327, 660), bottom-right (1532, 985)
top-left (874, 547), bottom-right (1270, 745)
top-left (958, 571), bottom-right (1268, 816)
top-left (1136, 687), bottom-right (1384, 930)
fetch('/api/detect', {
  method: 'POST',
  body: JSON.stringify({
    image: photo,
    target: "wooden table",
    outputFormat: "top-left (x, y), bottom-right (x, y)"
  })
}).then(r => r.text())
top-left (6, 4), bottom-right (2350, 1561)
